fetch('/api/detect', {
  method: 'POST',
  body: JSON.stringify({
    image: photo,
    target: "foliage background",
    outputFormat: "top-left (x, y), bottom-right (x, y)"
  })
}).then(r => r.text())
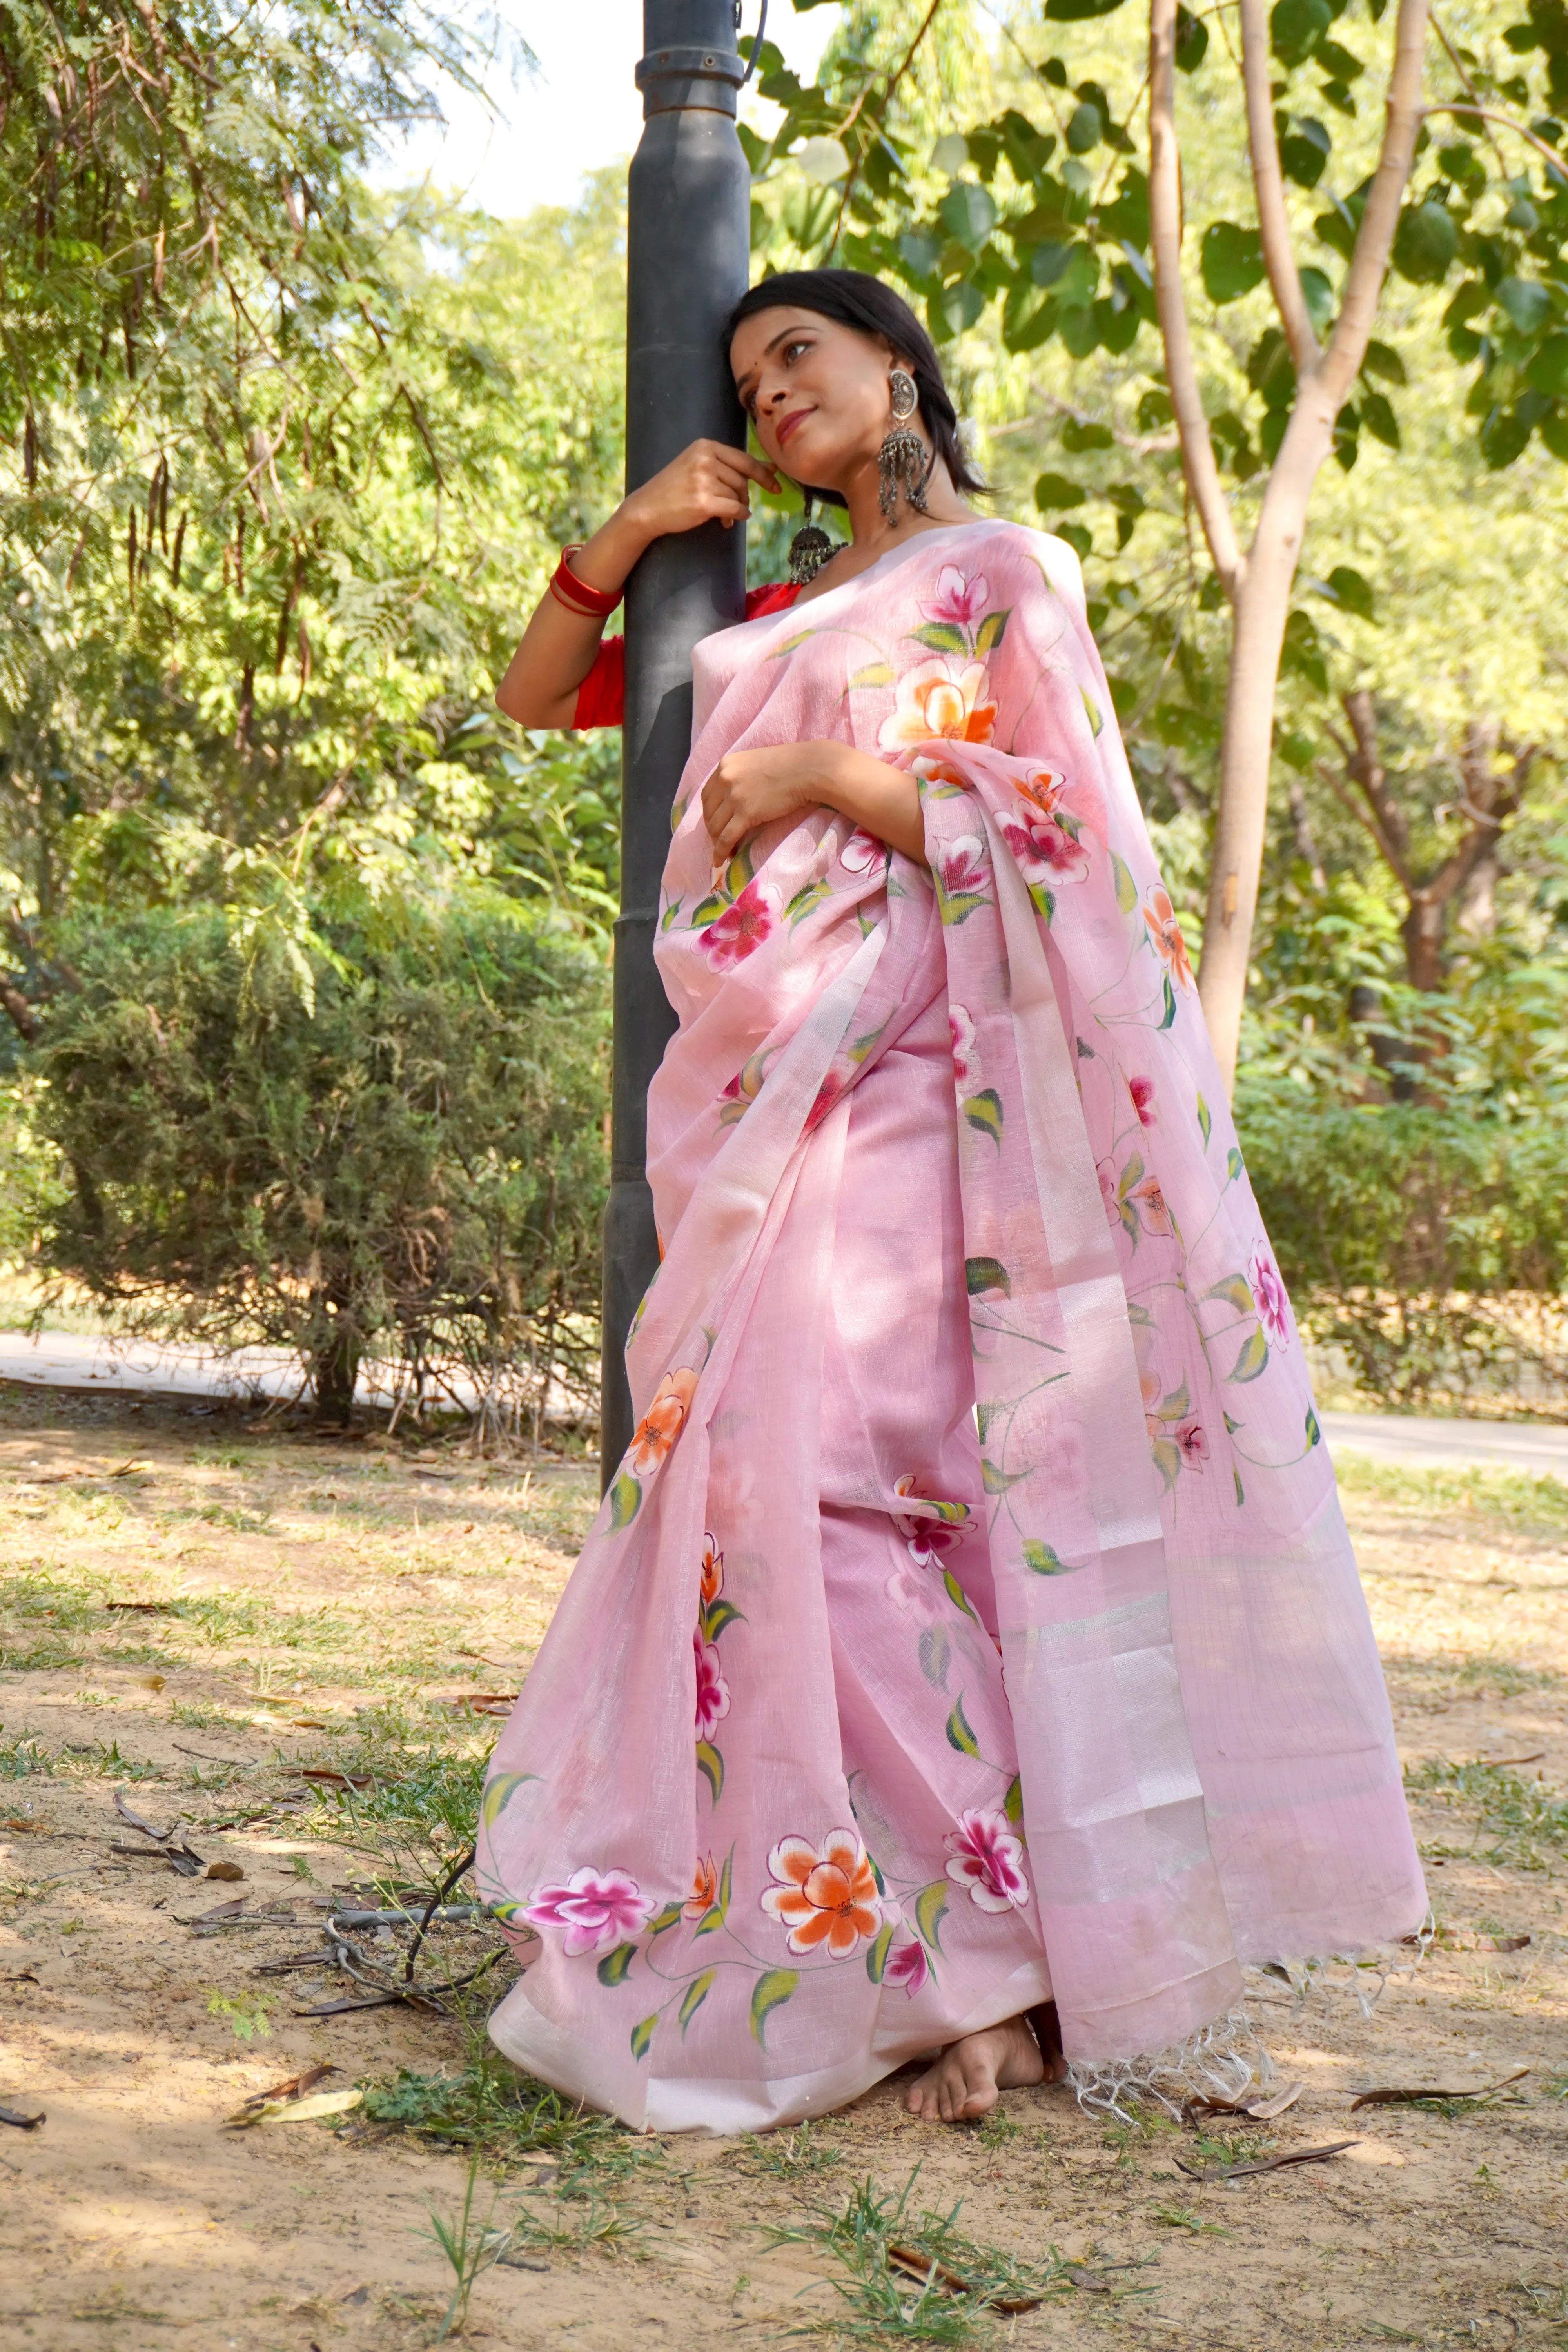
top-left (3, 0), bottom-right (1567, 1417)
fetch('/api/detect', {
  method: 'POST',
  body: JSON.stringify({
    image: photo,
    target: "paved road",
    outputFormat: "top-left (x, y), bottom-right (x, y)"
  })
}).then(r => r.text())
top-left (2, 1330), bottom-right (1566, 1473)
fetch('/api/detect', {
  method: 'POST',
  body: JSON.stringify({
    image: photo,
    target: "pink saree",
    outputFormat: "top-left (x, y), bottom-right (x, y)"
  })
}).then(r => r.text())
top-left (478, 521), bottom-right (1425, 2132)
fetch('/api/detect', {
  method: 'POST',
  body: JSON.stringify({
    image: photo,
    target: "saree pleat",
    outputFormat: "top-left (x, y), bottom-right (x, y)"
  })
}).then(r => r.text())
top-left (479, 520), bottom-right (1425, 2130)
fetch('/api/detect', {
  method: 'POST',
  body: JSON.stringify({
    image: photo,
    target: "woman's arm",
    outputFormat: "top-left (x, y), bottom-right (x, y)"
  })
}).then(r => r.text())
top-left (496, 440), bottom-right (781, 728)
top-left (701, 742), bottom-right (926, 867)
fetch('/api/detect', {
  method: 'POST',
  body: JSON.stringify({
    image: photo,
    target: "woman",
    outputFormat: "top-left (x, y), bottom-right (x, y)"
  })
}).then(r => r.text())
top-left (479, 270), bottom-right (1425, 2135)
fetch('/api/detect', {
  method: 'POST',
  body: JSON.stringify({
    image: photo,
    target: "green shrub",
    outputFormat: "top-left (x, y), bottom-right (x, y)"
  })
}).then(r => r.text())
top-left (25, 897), bottom-right (608, 1425)
top-left (1240, 1093), bottom-right (1568, 1412)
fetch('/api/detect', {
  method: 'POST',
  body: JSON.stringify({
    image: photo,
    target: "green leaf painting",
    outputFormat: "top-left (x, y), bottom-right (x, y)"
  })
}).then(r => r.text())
top-left (962, 1087), bottom-right (1004, 1143)
top-left (695, 1740), bottom-right (725, 1804)
top-left (945, 1693), bottom-right (981, 1757)
top-left (918, 1621), bottom-right (952, 1690)
top-left (866, 1921), bottom-right (894, 1983)
top-left (479, 1771), bottom-right (539, 1833)
top-left (1022, 1537), bottom-right (1067, 1574)
top-left (913, 1880), bottom-right (950, 1952)
top-left (607, 1471), bottom-right (641, 1532)
top-left (975, 608), bottom-right (1010, 654)
top-left (678, 1970), bottom-right (717, 2033)
top-left (1196, 1092), bottom-right (1212, 1149)
top-left (596, 1941), bottom-right (637, 1987)
top-left (750, 1968), bottom-right (799, 2047)
top-left (965, 1255), bottom-right (1011, 1296)
top-left (1228, 1326), bottom-right (1270, 1384)
top-left (1111, 849), bottom-right (1137, 913)
top-left (630, 2014), bottom-right (657, 2062)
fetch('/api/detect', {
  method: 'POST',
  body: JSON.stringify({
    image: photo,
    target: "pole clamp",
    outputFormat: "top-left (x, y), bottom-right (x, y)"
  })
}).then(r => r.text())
top-left (635, 44), bottom-right (746, 117)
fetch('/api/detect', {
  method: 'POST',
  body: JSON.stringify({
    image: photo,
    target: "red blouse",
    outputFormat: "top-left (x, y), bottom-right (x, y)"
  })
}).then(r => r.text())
top-left (570, 582), bottom-right (801, 730)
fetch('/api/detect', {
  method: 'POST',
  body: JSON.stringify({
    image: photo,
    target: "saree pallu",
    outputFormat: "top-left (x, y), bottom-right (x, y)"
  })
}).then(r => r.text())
top-left (479, 521), bottom-right (1425, 2132)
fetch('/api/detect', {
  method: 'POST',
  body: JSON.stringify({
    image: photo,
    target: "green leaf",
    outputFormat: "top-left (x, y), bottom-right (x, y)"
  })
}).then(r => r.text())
top-left (1034, 470), bottom-right (1086, 511)
top-left (848, 660), bottom-right (897, 689)
top-left (942, 1567), bottom-right (980, 1622)
top-left (1111, 850), bottom-right (1137, 913)
top-left (1196, 1092), bottom-right (1212, 1149)
top-left (1392, 200), bottom-right (1458, 286)
top-left (696, 1740), bottom-right (724, 1804)
top-left (1081, 686), bottom-right (1103, 737)
top-left (702, 1598), bottom-right (745, 1641)
top-left (1234, 1467), bottom-right (1246, 1506)
top-left (866, 1922), bottom-right (894, 1983)
top-left (1201, 221), bottom-right (1266, 303)
top-left (1480, 405), bottom-right (1533, 470)
top-left (1003, 1774), bottom-right (1025, 1825)
top-left (608, 1471), bottom-right (641, 1532)
top-left (1022, 1537), bottom-right (1067, 1574)
top-left (1228, 1327), bottom-right (1270, 1384)
top-left (939, 181), bottom-right (998, 252)
top-left (918, 1621), bottom-right (953, 1690)
top-left (1327, 564), bottom-right (1377, 618)
top-left (1158, 972), bottom-right (1177, 1030)
top-left (1203, 1273), bottom-right (1256, 1313)
top-left (1361, 338), bottom-right (1406, 385)
top-left (480, 1771), bottom-right (539, 1833)
top-left (1305, 1404), bottom-right (1322, 1448)
top-left (648, 1902), bottom-right (684, 1936)
top-left (1117, 1151), bottom-right (1145, 1200)
top-left (1270, 0), bottom-right (1330, 65)
top-left (630, 2013), bottom-right (657, 2062)
top-left (784, 879), bottom-right (831, 927)
top-left (965, 1255), bottom-right (1011, 1297)
top-left (1152, 1435), bottom-right (1181, 1492)
top-left (945, 1694), bottom-right (981, 1757)
top-left (1497, 276), bottom-right (1551, 337)
top-left (962, 1087), bottom-right (1004, 1143)
top-left (1045, 0), bottom-right (1130, 16)
top-left (1155, 1379), bottom-right (1191, 1421)
top-left (975, 608), bottom-right (1010, 654)
top-left (1175, 3), bottom-right (1208, 68)
top-left (678, 1970), bottom-right (717, 2033)
top-left (913, 1880), bottom-right (951, 1953)
top-left (913, 621), bottom-right (969, 657)
top-left (690, 893), bottom-right (726, 928)
top-left (1526, 334), bottom-right (1568, 397)
top-left (596, 1942), bottom-right (637, 1986)
top-left (750, 1967), bottom-right (798, 2047)
top-left (981, 1458), bottom-right (1026, 1494)
top-left (1226, 1146), bottom-right (1245, 1181)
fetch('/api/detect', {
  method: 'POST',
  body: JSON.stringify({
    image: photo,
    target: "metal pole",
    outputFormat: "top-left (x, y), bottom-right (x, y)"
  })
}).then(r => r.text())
top-left (601, 1), bottom-right (750, 1489)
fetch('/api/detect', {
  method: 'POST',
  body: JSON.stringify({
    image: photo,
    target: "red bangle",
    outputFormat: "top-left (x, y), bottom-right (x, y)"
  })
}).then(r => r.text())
top-left (548, 544), bottom-right (622, 619)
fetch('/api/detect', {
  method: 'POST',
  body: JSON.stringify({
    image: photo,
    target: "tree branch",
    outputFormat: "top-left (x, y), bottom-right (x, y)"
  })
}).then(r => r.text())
top-left (1148, 0), bottom-right (1243, 596)
top-left (1318, 0), bottom-right (1431, 412)
top-left (1420, 103), bottom-right (1568, 182)
top-left (1238, 0), bottom-right (1319, 371)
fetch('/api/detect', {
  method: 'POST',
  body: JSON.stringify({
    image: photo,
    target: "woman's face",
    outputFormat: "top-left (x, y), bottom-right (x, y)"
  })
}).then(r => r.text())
top-left (729, 308), bottom-right (914, 494)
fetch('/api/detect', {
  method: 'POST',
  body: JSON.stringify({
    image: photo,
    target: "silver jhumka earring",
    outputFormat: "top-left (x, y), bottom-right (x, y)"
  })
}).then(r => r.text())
top-left (788, 490), bottom-right (835, 586)
top-left (878, 367), bottom-right (934, 522)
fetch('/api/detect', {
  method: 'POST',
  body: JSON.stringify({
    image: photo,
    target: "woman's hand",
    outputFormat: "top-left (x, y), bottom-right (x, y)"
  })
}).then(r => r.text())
top-left (620, 439), bottom-right (780, 546)
top-left (702, 745), bottom-right (824, 864)
top-left (702, 742), bottom-right (928, 867)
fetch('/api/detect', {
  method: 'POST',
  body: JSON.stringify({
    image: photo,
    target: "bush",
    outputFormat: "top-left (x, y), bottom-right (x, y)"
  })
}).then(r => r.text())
top-left (1240, 1093), bottom-right (1568, 1414)
top-left (25, 898), bottom-right (608, 1427)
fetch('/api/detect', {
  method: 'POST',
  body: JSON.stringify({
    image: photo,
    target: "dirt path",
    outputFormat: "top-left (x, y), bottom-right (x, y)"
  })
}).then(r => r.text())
top-left (0, 1383), bottom-right (1564, 2351)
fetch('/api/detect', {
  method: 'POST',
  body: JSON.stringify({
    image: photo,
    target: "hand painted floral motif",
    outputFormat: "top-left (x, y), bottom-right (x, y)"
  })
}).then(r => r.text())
top-left (1129, 1171), bottom-right (1173, 1239)
top-left (522, 1866), bottom-right (652, 1957)
top-left (996, 802), bottom-right (1090, 889)
top-left (628, 1367), bottom-right (699, 1474)
top-left (684, 1853), bottom-right (719, 1920)
top-left (943, 1810), bottom-right (1030, 1913)
top-left (884, 1554), bottom-right (943, 1619)
top-left (921, 566), bottom-right (991, 630)
top-left (934, 834), bottom-right (992, 926)
top-left (699, 877), bottom-right (782, 972)
top-left (717, 1050), bottom-right (769, 1129)
top-left (1175, 1420), bottom-right (1209, 1470)
top-left (877, 657), bottom-right (997, 752)
top-left (1096, 1157), bottom-right (1120, 1227)
top-left (840, 826), bottom-right (884, 875)
top-left (885, 1937), bottom-right (930, 1997)
top-left (1250, 1247), bottom-right (1292, 1347)
top-left (1014, 763), bottom-right (1067, 817)
top-left (1142, 884), bottom-right (1194, 991)
top-left (1128, 1074), bottom-right (1157, 1127)
top-left (892, 1473), bottom-right (969, 1563)
top-left (948, 1002), bottom-right (980, 1094)
top-left (700, 1534), bottom-right (724, 1608)
top-left (761, 1829), bottom-right (883, 1958)
top-left (693, 1626), bottom-right (731, 1742)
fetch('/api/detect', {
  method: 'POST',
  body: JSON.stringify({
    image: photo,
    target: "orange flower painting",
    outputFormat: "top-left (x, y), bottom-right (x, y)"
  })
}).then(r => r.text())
top-left (877, 658), bottom-right (997, 753)
top-left (760, 1829), bottom-right (882, 1958)
top-left (684, 1853), bottom-right (719, 1919)
top-left (628, 1366), bottom-right (699, 1474)
top-left (1142, 884), bottom-right (1194, 990)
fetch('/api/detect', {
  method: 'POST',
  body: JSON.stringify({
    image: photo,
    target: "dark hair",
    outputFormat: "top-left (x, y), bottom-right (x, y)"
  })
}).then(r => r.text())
top-left (724, 267), bottom-right (987, 509)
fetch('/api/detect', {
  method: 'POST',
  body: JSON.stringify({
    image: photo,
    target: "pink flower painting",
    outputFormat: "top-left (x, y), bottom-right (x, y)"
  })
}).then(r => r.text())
top-left (693, 1626), bottom-right (731, 1742)
top-left (1129, 1074), bottom-right (1157, 1127)
top-left (944, 1809), bottom-right (1031, 1913)
top-left (920, 566), bottom-right (991, 631)
top-left (948, 1002), bottom-right (980, 1093)
top-left (938, 835), bottom-right (991, 901)
top-left (1249, 1247), bottom-right (1292, 1347)
top-left (522, 1866), bottom-right (652, 1957)
top-left (884, 1938), bottom-right (930, 1997)
top-left (1130, 1172), bottom-right (1173, 1239)
top-left (840, 826), bottom-right (884, 875)
top-left (997, 804), bottom-right (1090, 889)
top-left (699, 878), bottom-right (782, 973)
top-left (1175, 1419), bottom-right (1209, 1470)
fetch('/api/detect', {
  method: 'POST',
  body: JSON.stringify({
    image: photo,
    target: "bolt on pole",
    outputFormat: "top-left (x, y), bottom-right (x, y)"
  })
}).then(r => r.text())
top-left (601, 0), bottom-right (751, 1489)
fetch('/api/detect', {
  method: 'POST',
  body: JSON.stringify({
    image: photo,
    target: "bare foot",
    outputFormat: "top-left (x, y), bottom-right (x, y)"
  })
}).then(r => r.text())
top-left (903, 2013), bottom-right (1046, 2123)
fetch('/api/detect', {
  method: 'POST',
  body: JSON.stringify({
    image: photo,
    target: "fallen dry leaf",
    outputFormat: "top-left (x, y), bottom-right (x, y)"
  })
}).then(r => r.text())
top-left (296, 1768), bottom-right (372, 1792)
top-left (1480, 1934), bottom-right (1532, 1953)
top-left (107, 1600), bottom-right (174, 1613)
top-left (226, 2085), bottom-right (360, 2131)
top-left (205, 1860), bottom-right (245, 1882)
top-left (0, 2103), bottom-right (45, 2130)
top-left (228, 2062), bottom-right (335, 2120)
top-left (1176, 2140), bottom-right (1360, 2182)
top-left (1474, 1752), bottom-right (1545, 1768)
top-left (3, 1818), bottom-right (47, 1835)
top-left (107, 1458), bottom-right (156, 1478)
top-left (139, 1674), bottom-right (166, 1692)
top-left (177, 1897), bottom-right (248, 1926)
top-left (1187, 2080), bottom-right (1303, 2123)
top-left (1350, 2067), bottom-right (1530, 2112)
top-left (113, 1790), bottom-right (176, 1841)
top-left (887, 2245), bottom-right (1042, 2316)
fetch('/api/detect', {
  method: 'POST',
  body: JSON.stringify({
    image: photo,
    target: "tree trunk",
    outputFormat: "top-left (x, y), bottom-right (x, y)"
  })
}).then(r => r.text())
top-left (309, 1288), bottom-right (360, 1425)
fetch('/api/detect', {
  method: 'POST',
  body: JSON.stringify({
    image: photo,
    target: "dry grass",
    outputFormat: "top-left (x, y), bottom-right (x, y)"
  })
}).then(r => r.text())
top-left (0, 1380), bottom-right (1564, 2351)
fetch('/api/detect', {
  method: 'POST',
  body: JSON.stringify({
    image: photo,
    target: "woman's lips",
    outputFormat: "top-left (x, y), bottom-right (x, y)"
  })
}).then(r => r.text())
top-left (775, 408), bottom-right (811, 449)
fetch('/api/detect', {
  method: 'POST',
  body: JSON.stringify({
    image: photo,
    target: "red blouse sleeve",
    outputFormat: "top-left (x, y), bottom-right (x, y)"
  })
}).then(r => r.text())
top-left (566, 587), bottom-right (800, 731)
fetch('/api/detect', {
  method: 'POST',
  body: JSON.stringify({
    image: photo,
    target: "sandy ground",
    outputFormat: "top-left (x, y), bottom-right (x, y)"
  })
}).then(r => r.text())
top-left (0, 1379), bottom-right (1564, 2352)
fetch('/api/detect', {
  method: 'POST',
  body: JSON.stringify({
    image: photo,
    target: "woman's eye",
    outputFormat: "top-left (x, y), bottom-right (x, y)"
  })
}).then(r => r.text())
top-left (784, 340), bottom-right (809, 367)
